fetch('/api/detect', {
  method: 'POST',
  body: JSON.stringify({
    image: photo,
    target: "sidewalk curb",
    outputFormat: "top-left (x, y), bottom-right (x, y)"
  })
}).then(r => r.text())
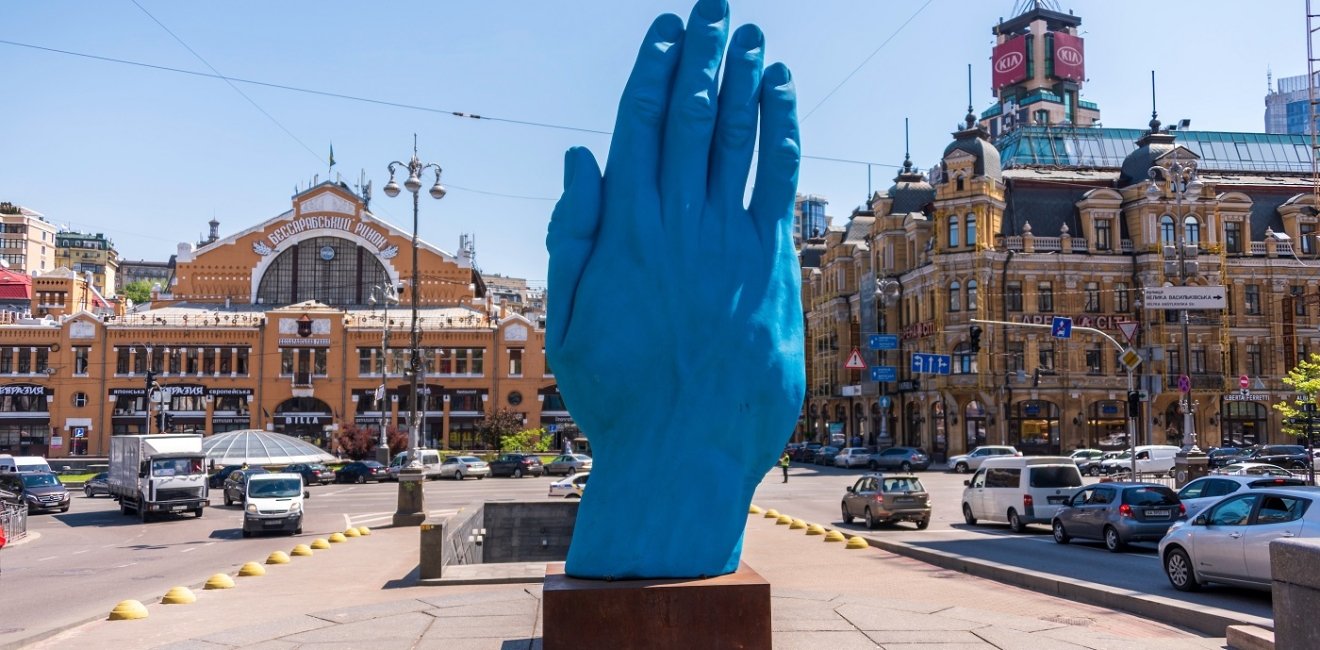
top-left (859, 534), bottom-right (1273, 638)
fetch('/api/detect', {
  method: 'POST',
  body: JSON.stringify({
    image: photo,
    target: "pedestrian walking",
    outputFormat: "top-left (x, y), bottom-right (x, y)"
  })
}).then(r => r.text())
top-left (779, 451), bottom-right (791, 483)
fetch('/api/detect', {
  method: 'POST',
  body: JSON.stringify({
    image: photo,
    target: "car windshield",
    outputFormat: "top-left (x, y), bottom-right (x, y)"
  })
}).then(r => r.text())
top-left (17, 464), bottom-right (47, 472)
top-left (1123, 486), bottom-right (1178, 506)
top-left (248, 478), bottom-right (302, 498)
top-left (152, 457), bottom-right (204, 477)
top-left (1029, 467), bottom-right (1082, 488)
top-left (21, 473), bottom-right (60, 487)
top-left (882, 477), bottom-right (923, 492)
top-left (308, 464), bottom-right (326, 471)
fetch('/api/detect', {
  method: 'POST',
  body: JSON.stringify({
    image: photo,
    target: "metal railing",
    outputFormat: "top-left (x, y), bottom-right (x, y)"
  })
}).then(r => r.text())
top-left (1, 501), bottom-right (27, 542)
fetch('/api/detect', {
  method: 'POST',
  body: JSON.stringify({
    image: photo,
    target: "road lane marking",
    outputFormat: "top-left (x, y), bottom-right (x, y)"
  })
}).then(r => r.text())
top-left (72, 549), bottom-right (89, 555)
top-left (114, 563), bottom-right (136, 568)
top-left (38, 556), bottom-right (57, 562)
top-left (181, 547), bottom-right (198, 553)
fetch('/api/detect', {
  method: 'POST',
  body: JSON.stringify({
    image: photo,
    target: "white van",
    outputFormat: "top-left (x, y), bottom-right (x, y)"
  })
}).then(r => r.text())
top-left (961, 456), bottom-right (1084, 532)
top-left (387, 449), bottom-right (443, 481)
top-left (242, 472), bottom-right (307, 537)
top-left (1100, 445), bottom-right (1180, 476)
top-left (0, 455), bottom-right (50, 473)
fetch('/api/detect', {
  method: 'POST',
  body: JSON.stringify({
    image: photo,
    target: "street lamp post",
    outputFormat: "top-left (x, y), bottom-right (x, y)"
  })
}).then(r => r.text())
top-left (370, 284), bottom-right (398, 465)
top-left (1147, 145), bottom-right (1208, 485)
top-left (382, 136), bottom-right (445, 527)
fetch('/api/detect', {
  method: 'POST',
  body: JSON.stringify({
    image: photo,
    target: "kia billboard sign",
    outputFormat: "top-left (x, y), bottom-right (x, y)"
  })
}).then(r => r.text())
top-left (992, 35), bottom-right (1028, 89)
top-left (1053, 32), bottom-right (1085, 82)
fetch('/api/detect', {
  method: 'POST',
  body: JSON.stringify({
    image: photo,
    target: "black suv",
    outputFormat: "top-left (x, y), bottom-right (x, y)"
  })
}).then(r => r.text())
top-left (0, 471), bottom-right (70, 514)
top-left (1245, 445), bottom-right (1310, 470)
top-left (489, 453), bottom-right (544, 478)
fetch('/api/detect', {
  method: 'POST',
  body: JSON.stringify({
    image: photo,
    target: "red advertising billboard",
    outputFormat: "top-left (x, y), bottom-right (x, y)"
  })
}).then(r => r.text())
top-left (1053, 32), bottom-right (1085, 82)
top-left (992, 35), bottom-right (1028, 90)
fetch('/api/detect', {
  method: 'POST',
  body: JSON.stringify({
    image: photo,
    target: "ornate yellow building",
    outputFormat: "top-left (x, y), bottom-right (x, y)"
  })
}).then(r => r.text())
top-left (0, 182), bottom-right (570, 459)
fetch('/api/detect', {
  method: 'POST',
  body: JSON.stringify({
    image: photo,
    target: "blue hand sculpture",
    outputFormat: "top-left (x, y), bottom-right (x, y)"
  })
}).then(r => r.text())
top-left (546, 0), bottom-right (804, 580)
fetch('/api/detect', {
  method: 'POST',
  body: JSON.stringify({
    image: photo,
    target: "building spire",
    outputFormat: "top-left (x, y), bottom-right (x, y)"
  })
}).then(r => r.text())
top-left (1149, 70), bottom-right (1162, 133)
top-left (965, 63), bottom-right (976, 129)
top-left (902, 117), bottom-right (913, 173)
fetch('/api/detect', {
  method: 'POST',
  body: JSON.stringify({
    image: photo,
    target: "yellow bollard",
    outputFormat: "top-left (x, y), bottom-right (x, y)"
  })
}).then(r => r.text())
top-left (749, 505), bottom-right (763, 515)
top-left (204, 573), bottom-right (235, 590)
top-left (356, 526), bottom-right (371, 536)
top-left (291, 544), bottom-right (313, 556)
top-left (108, 600), bottom-right (149, 620)
top-left (789, 519), bottom-right (807, 530)
top-left (775, 514), bottom-right (793, 525)
top-left (823, 530), bottom-right (846, 543)
top-left (328, 532), bottom-right (347, 543)
top-left (344, 527), bottom-right (360, 538)
top-left (267, 551), bottom-right (291, 564)
top-left (310, 538), bottom-right (331, 550)
top-left (805, 523), bottom-right (826, 535)
top-left (239, 562), bottom-right (266, 576)
top-left (846, 536), bottom-right (869, 550)
top-left (160, 587), bottom-right (196, 605)
top-left (762, 509), bottom-right (780, 519)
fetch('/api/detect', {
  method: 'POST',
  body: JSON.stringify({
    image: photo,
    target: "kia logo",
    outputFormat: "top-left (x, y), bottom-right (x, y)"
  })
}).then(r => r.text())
top-left (1057, 46), bottom-right (1082, 66)
top-left (995, 52), bottom-right (1023, 73)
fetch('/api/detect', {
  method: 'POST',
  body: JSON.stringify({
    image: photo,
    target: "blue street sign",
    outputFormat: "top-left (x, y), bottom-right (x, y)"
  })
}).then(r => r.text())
top-left (878, 396), bottom-right (891, 409)
top-left (868, 334), bottom-right (899, 350)
top-left (1051, 316), bottom-right (1073, 339)
top-left (870, 366), bottom-right (897, 382)
top-left (910, 353), bottom-right (952, 375)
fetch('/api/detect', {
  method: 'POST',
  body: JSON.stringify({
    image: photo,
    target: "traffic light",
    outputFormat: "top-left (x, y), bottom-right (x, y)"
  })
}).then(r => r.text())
top-left (1127, 391), bottom-right (1141, 418)
top-left (162, 413), bottom-right (175, 432)
top-left (969, 325), bottom-right (983, 353)
top-left (145, 369), bottom-right (157, 391)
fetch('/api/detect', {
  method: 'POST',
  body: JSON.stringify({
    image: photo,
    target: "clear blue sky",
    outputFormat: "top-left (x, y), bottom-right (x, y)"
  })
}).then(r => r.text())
top-left (0, 1), bottom-right (1306, 285)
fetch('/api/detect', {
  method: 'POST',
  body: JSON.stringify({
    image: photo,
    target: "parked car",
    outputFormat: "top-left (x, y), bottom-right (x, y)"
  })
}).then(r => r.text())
top-left (438, 456), bottom-right (490, 480)
top-left (334, 461), bottom-right (386, 484)
top-left (544, 454), bottom-right (593, 476)
top-left (83, 471), bottom-right (111, 497)
top-left (868, 447), bottom-right (931, 472)
top-left (0, 471), bottom-right (70, 514)
top-left (814, 446), bottom-right (841, 466)
top-left (489, 453), bottom-right (545, 478)
top-left (834, 447), bottom-right (872, 469)
top-left (841, 473), bottom-right (931, 530)
top-left (208, 464), bottom-right (244, 489)
top-left (1177, 474), bottom-right (1308, 519)
top-left (1213, 462), bottom-right (1294, 477)
top-left (1052, 482), bottom-right (1183, 552)
top-left (1160, 486), bottom-right (1320, 591)
top-left (1100, 445), bottom-right (1180, 476)
top-left (1243, 445), bottom-right (1311, 471)
top-left (792, 443), bottom-right (822, 462)
top-left (284, 463), bottom-right (335, 486)
top-left (1079, 451), bottom-right (1123, 477)
top-left (222, 467), bottom-right (270, 506)
top-left (548, 472), bottom-right (590, 498)
top-left (1068, 449), bottom-right (1105, 467)
top-left (1207, 447), bottom-right (1251, 469)
top-left (385, 449), bottom-right (445, 481)
top-left (961, 456), bottom-right (1082, 532)
top-left (947, 445), bottom-right (1020, 474)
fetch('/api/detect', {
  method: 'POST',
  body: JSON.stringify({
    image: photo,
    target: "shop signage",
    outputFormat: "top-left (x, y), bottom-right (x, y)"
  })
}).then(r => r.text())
top-left (109, 388), bottom-right (146, 397)
top-left (279, 414), bottom-right (329, 425)
top-left (992, 35), bottom-right (1028, 89)
top-left (207, 388), bottom-right (254, 397)
top-left (0, 385), bottom-right (48, 396)
top-left (162, 385), bottom-right (205, 397)
top-left (278, 338), bottom-right (331, 346)
top-left (1224, 393), bottom-right (1266, 402)
top-left (211, 416), bottom-right (250, 424)
top-left (253, 215), bottom-right (399, 259)
top-left (901, 321), bottom-right (936, 340)
top-left (1052, 31), bottom-right (1085, 82)
top-left (1012, 314), bottom-right (1136, 331)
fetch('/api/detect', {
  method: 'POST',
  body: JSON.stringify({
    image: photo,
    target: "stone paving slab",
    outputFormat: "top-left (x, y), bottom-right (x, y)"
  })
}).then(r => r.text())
top-left (307, 598), bottom-right (432, 624)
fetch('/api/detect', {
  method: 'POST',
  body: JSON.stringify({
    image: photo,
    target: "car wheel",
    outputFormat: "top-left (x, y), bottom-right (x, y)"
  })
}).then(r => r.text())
top-left (242, 530), bottom-right (252, 539)
top-left (865, 508), bottom-right (877, 530)
top-left (841, 502), bottom-right (854, 524)
top-left (294, 527), bottom-right (302, 535)
top-left (84, 487), bottom-right (92, 498)
top-left (514, 468), bottom-right (523, 478)
top-left (1088, 466), bottom-right (1101, 477)
top-left (1104, 526), bottom-right (1125, 552)
top-left (1008, 509), bottom-right (1025, 533)
top-left (195, 508), bottom-right (204, 518)
top-left (900, 461), bottom-right (912, 472)
top-left (224, 493), bottom-right (232, 507)
top-left (915, 518), bottom-right (929, 530)
top-left (356, 475), bottom-right (366, 484)
top-left (1052, 520), bottom-right (1070, 544)
top-left (1164, 547), bottom-right (1201, 592)
top-left (955, 462), bottom-right (969, 473)
top-left (456, 471), bottom-right (465, 481)
top-left (60, 506), bottom-right (69, 513)
top-left (962, 503), bottom-right (977, 525)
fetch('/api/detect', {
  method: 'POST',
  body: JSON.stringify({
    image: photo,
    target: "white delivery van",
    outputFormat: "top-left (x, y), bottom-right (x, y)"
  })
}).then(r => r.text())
top-left (961, 456), bottom-right (1084, 532)
top-left (242, 472), bottom-right (307, 538)
top-left (1100, 445), bottom-right (1180, 476)
top-left (0, 455), bottom-right (50, 473)
top-left (387, 449), bottom-right (443, 480)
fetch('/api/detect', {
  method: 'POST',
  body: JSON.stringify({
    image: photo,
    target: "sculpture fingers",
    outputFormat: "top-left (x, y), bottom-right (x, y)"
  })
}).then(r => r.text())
top-left (748, 63), bottom-right (800, 249)
top-left (546, 146), bottom-right (603, 351)
top-left (659, 0), bottom-right (729, 237)
top-left (708, 23), bottom-right (764, 215)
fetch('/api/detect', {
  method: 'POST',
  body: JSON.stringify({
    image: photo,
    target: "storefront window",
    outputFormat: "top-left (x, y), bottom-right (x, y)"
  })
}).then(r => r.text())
top-left (1222, 401), bottom-right (1267, 447)
top-left (1010, 400), bottom-right (1059, 455)
top-left (1088, 400), bottom-right (1128, 450)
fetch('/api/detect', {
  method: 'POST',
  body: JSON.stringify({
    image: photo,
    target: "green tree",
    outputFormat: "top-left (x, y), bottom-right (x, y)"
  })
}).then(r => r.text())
top-left (476, 407), bottom-right (525, 450)
top-left (123, 280), bottom-right (154, 304)
top-left (500, 427), bottom-right (553, 453)
top-left (1272, 353), bottom-right (1320, 445)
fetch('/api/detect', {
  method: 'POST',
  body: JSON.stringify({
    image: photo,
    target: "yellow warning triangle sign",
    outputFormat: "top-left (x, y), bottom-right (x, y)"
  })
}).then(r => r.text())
top-left (844, 348), bottom-right (866, 370)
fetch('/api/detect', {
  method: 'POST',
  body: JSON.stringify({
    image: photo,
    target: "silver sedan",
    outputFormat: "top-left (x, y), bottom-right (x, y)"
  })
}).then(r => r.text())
top-left (544, 454), bottom-right (593, 476)
top-left (437, 456), bottom-right (490, 480)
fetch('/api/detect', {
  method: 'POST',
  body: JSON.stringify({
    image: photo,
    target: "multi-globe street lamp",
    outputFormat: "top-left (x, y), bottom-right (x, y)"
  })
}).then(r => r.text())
top-left (382, 136), bottom-right (445, 469)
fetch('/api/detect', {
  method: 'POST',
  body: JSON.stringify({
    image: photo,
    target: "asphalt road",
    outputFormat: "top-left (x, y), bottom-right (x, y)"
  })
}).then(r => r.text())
top-left (752, 462), bottom-right (1273, 622)
top-left (0, 475), bottom-right (555, 649)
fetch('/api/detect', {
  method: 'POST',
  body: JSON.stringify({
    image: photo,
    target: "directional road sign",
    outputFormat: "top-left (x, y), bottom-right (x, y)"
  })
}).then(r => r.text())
top-left (868, 334), bottom-right (899, 350)
top-left (844, 348), bottom-right (867, 370)
top-left (1142, 286), bottom-right (1227, 310)
top-left (1051, 316), bottom-right (1073, 339)
top-left (870, 366), bottom-right (897, 382)
top-left (878, 396), bottom-right (891, 409)
top-left (910, 353), bottom-right (952, 375)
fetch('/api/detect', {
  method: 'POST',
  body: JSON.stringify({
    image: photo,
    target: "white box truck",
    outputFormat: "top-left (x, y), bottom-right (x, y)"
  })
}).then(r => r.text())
top-left (109, 434), bottom-right (209, 521)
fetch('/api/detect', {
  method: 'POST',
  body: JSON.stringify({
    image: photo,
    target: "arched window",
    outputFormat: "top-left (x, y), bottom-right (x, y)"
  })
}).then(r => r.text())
top-left (965, 213), bottom-right (977, 246)
top-left (1160, 215), bottom-right (1176, 245)
top-left (948, 216), bottom-right (960, 248)
top-left (966, 280), bottom-right (978, 310)
top-left (1184, 215), bottom-right (1201, 245)
top-left (255, 236), bottom-right (390, 306)
top-left (948, 282), bottom-right (961, 311)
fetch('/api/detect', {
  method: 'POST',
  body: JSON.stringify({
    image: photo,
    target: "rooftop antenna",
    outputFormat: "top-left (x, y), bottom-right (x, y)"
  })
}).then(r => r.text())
top-left (1149, 70), bottom-right (1161, 133)
top-left (1267, 66), bottom-right (1274, 93)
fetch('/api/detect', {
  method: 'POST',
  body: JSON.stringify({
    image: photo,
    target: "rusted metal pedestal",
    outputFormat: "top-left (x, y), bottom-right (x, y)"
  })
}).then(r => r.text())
top-left (542, 562), bottom-right (770, 650)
